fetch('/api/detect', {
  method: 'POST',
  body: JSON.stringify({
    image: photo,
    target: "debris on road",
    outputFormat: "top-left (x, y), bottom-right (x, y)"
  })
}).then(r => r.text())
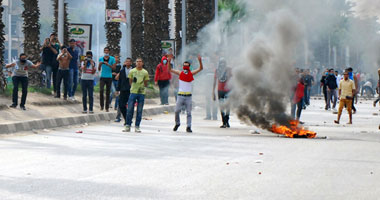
top-left (76, 130), bottom-right (83, 134)
top-left (250, 130), bottom-right (261, 134)
top-left (255, 160), bottom-right (263, 163)
top-left (143, 117), bottom-right (152, 120)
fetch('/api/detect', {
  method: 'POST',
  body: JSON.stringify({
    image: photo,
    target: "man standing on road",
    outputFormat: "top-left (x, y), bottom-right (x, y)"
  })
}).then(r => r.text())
top-left (116, 58), bottom-right (133, 126)
top-left (124, 58), bottom-right (149, 133)
top-left (68, 39), bottom-right (80, 101)
top-left (325, 69), bottom-right (338, 111)
top-left (40, 37), bottom-right (58, 90)
top-left (154, 56), bottom-right (172, 105)
top-left (320, 69), bottom-right (329, 110)
top-left (111, 55), bottom-right (122, 122)
top-left (49, 33), bottom-right (61, 96)
top-left (212, 58), bottom-right (231, 128)
top-left (56, 46), bottom-right (72, 100)
top-left (170, 55), bottom-right (204, 133)
top-left (302, 69), bottom-right (314, 108)
top-left (347, 67), bottom-right (358, 114)
top-left (5, 53), bottom-right (41, 110)
top-left (80, 51), bottom-right (96, 114)
top-left (98, 47), bottom-right (116, 112)
top-left (334, 71), bottom-right (356, 124)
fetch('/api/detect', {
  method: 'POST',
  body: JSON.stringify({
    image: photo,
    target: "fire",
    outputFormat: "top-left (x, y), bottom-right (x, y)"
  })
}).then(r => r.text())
top-left (271, 120), bottom-right (316, 138)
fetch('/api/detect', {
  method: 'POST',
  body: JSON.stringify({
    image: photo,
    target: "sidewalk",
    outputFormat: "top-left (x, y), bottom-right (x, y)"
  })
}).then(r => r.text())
top-left (0, 93), bottom-right (176, 134)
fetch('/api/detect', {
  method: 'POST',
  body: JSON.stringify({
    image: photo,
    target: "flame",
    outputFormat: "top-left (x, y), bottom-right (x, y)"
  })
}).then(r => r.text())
top-left (271, 120), bottom-right (316, 138)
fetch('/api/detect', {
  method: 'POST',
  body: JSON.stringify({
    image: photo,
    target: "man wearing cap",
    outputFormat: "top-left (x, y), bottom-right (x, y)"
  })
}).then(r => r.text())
top-left (67, 39), bottom-right (80, 101)
top-left (169, 55), bottom-right (203, 133)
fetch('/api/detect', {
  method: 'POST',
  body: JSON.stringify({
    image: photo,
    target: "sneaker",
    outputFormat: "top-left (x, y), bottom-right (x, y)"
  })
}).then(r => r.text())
top-left (114, 118), bottom-right (121, 123)
top-left (173, 124), bottom-right (180, 131)
top-left (20, 106), bottom-right (26, 111)
top-left (82, 110), bottom-right (87, 114)
top-left (100, 108), bottom-right (104, 111)
top-left (135, 127), bottom-right (141, 133)
top-left (123, 126), bottom-right (131, 132)
top-left (220, 124), bottom-right (227, 128)
top-left (106, 109), bottom-right (109, 112)
top-left (54, 96), bottom-right (60, 99)
top-left (9, 104), bottom-right (17, 108)
top-left (89, 111), bottom-right (94, 114)
top-left (186, 127), bottom-right (192, 133)
top-left (334, 120), bottom-right (340, 124)
top-left (226, 122), bottom-right (230, 128)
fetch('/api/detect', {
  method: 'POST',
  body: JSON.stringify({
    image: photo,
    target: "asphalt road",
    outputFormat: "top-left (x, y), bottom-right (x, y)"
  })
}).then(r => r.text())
top-left (0, 99), bottom-right (380, 200)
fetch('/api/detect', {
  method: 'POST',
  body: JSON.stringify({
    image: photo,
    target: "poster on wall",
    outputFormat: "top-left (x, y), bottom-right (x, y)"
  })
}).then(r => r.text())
top-left (161, 40), bottom-right (175, 57)
top-left (106, 9), bottom-right (127, 23)
top-left (68, 24), bottom-right (92, 59)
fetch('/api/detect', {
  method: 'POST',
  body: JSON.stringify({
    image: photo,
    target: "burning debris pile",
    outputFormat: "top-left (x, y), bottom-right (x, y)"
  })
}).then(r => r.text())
top-left (271, 120), bottom-right (316, 138)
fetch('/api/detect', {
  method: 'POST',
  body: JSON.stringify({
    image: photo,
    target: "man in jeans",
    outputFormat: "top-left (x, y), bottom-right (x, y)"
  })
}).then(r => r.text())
top-left (213, 58), bottom-right (231, 128)
top-left (80, 51), bottom-right (96, 114)
top-left (98, 47), bottom-right (116, 112)
top-left (5, 53), bottom-right (41, 110)
top-left (124, 58), bottom-right (149, 133)
top-left (325, 68), bottom-right (338, 111)
top-left (170, 55), bottom-right (203, 133)
top-left (55, 46), bottom-right (72, 100)
top-left (49, 33), bottom-right (61, 95)
top-left (154, 56), bottom-right (171, 105)
top-left (40, 37), bottom-right (58, 90)
top-left (116, 58), bottom-right (133, 125)
top-left (334, 71), bottom-right (356, 124)
top-left (68, 39), bottom-right (80, 101)
top-left (302, 69), bottom-right (314, 108)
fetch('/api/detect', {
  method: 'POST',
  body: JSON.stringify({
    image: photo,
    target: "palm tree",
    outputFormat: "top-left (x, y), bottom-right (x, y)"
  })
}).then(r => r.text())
top-left (105, 0), bottom-right (122, 57)
top-left (175, 0), bottom-right (182, 57)
top-left (143, 1), bottom-right (164, 74)
top-left (186, 0), bottom-right (214, 43)
top-left (0, 0), bottom-right (6, 91)
top-left (22, 0), bottom-right (41, 86)
top-left (52, 0), bottom-right (70, 45)
top-left (131, 0), bottom-right (144, 60)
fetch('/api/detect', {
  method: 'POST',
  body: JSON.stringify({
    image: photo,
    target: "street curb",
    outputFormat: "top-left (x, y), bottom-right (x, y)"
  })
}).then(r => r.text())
top-left (0, 105), bottom-right (175, 134)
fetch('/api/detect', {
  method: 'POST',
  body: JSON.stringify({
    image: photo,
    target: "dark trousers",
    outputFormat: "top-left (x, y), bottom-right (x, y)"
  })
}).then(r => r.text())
top-left (56, 69), bottom-right (70, 98)
top-left (218, 91), bottom-right (230, 125)
top-left (291, 99), bottom-right (303, 120)
top-left (51, 66), bottom-right (58, 93)
top-left (81, 80), bottom-right (94, 111)
top-left (12, 76), bottom-right (28, 107)
top-left (99, 78), bottom-right (112, 110)
top-left (352, 94), bottom-right (357, 112)
top-left (119, 90), bottom-right (130, 123)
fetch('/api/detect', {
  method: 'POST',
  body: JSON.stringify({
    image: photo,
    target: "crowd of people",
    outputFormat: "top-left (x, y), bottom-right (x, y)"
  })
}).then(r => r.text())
top-left (4, 32), bottom-right (380, 131)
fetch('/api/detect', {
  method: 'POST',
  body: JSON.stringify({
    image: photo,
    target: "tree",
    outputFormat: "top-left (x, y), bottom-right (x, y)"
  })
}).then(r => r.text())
top-left (0, 0), bottom-right (6, 91)
top-left (22, 0), bottom-right (41, 86)
top-left (52, 0), bottom-right (70, 45)
top-left (131, 0), bottom-right (144, 60)
top-left (186, 0), bottom-right (214, 43)
top-left (143, 0), bottom-right (169, 74)
top-left (105, 0), bottom-right (122, 57)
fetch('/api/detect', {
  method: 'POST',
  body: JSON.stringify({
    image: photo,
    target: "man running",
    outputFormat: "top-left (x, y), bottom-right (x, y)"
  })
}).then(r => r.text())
top-left (170, 55), bottom-right (203, 133)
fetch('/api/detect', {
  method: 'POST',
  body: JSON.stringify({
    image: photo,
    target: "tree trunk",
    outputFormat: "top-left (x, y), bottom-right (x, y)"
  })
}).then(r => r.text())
top-left (175, 0), bottom-right (182, 57)
top-left (22, 0), bottom-right (41, 87)
top-left (105, 0), bottom-right (122, 57)
top-left (186, 0), bottom-right (213, 43)
top-left (0, 1), bottom-right (6, 91)
top-left (131, 0), bottom-right (144, 60)
top-left (52, 0), bottom-right (70, 46)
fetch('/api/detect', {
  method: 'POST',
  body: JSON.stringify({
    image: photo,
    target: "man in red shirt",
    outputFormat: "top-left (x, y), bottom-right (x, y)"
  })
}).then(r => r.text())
top-left (155, 56), bottom-right (172, 105)
top-left (291, 78), bottom-right (305, 122)
top-left (213, 58), bottom-right (232, 128)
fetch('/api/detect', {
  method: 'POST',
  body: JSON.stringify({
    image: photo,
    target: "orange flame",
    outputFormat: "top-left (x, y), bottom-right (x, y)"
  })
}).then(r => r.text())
top-left (271, 120), bottom-right (316, 138)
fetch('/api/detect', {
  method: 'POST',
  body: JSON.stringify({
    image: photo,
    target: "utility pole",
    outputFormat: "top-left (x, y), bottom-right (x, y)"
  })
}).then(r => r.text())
top-left (181, 0), bottom-right (186, 63)
top-left (8, 0), bottom-right (12, 63)
top-left (215, 0), bottom-right (218, 21)
top-left (58, 0), bottom-right (64, 43)
top-left (126, 0), bottom-right (131, 57)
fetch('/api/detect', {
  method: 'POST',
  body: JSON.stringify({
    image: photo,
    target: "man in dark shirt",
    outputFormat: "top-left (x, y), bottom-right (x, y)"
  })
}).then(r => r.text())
top-left (116, 58), bottom-right (133, 125)
top-left (320, 69), bottom-right (329, 110)
top-left (40, 37), bottom-right (58, 90)
top-left (302, 69), bottom-right (314, 107)
top-left (67, 39), bottom-right (80, 101)
top-left (325, 68), bottom-right (338, 110)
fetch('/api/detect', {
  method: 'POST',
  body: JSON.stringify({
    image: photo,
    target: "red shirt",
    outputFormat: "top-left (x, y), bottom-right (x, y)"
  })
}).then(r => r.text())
top-left (154, 56), bottom-right (172, 82)
top-left (293, 82), bottom-right (305, 103)
top-left (214, 68), bottom-right (230, 92)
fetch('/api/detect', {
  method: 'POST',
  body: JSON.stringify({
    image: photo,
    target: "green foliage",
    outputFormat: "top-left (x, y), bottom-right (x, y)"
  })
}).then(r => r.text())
top-left (218, 0), bottom-right (245, 20)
